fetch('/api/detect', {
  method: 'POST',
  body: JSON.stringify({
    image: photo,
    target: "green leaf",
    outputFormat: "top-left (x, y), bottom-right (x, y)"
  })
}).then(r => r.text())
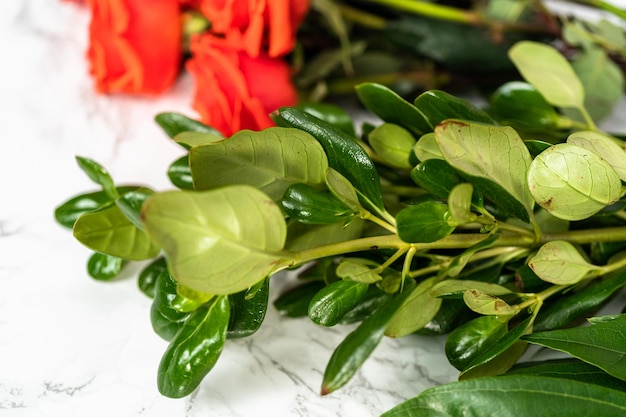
top-left (73, 203), bottom-right (160, 261)
top-left (445, 315), bottom-right (508, 371)
top-left (227, 277), bottom-right (269, 338)
top-left (508, 41), bottom-right (585, 109)
top-left (190, 127), bottom-right (328, 200)
top-left (414, 89), bottom-right (495, 129)
top-left (463, 289), bottom-right (519, 315)
top-left (86, 252), bottom-right (125, 281)
top-left (167, 155), bottom-right (193, 190)
top-left (410, 158), bottom-right (461, 200)
top-left (273, 107), bottom-right (385, 210)
top-left (355, 83), bottom-right (430, 135)
top-left (157, 295), bottom-right (229, 398)
top-left (381, 375), bottom-right (626, 417)
top-left (412, 132), bottom-right (443, 162)
top-left (284, 218), bottom-right (364, 252)
top-left (308, 280), bottom-right (369, 326)
top-left (321, 281), bottom-right (416, 395)
top-left (335, 258), bottom-right (382, 284)
top-left (54, 186), bottom-right (141, 229)
top-left (447, 183), bottom-right (476, 226)
top-left (431, 279), bottom-right (513, 299)
top-left (281, 183), bottom-right (354, 224)
top-left (141, 186), bottom-right (290, 295)
top-left (444, 233), bottom-right (499, 277)
top-left (368, 123), bottom-right (416, 169)
top-left (527, 143), bottom-right (622, 220)
top-left (138, 257), bottom-right (167, 298)
top-left (396, 200), bottom-right (455, 243)
top-left (385, 277), bottom-right (442, 337)
top-left (296, 102), bottom-right (355, 136)
top-left (115, 188), bottom-right (153, 230)
top-left (273, 281), bottom-right (326, 318)
top-left (524, 314), bottom-right (626, 381)
top-left (150, 270), bottom-right (190, 341)
top-left (528, 241), bottom-right (600, 285)
top-left (75, 156), bottom-right (118, 200)
top-left (174, 131), bottom-right (224, 148)
top-left (154, 112), bottom-right (221, 139)
top-left (435, 120), bottom-right (534, 221)
top-left (567, 131), bottom-right (626, 182)
top-left (325, 168), bottom-right (362, 212)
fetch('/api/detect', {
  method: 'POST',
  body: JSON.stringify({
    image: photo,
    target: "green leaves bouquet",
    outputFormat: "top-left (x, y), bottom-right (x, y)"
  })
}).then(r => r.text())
top-left (56, 40), bottom-right (626, 415)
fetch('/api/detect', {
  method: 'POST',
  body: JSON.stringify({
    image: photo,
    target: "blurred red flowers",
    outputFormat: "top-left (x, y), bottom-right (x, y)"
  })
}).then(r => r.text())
top-left (69, 0), bottom-right (309, 135)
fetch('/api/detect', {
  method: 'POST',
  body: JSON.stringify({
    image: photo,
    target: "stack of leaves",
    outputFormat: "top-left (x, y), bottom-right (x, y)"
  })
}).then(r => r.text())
top-left (55, 40), bottom-right (626, 415)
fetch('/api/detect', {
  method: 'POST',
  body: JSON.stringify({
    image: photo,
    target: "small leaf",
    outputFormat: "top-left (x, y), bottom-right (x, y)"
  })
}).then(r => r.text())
top-left (336, 259), bottom-right (382, 284)
top-left (447, 183), bottom-right (476, 226)
top-left (508, 41), bottom-right (585, 109)
top-left (463, 289), bottom-right (519, 315)
top-left (368, 123), bottom-right (416, 169)
top-left (445, 315), bottom-right (508, 371)
top-left (412, 132), bottom-right (443, 162)
top-left (414, 89), bottom-right (495, 129)
top-left (567, 130), bottom-right (626, 182)
top-left (444, 233), bottom-right (499, 277)
top-left (281, 183), bottom-right (354, 224)
top-left (308, 280), bottom-right (369, 326)
top-left (115, 188), bottom-right (153, 229)
top-left (325, 168), bottom-right (362, 211)
top-left (75, 156), bottom-right (118, 200)
top-left (524, 314), bottom-right (626, 381)
top-left (87, 252), bottom-right (125, 281)
top-left (273, 281), bottom-right (327, 318)
top-left (527, 143), bottom-right (622, 220)
top-left (174, 131), bottom-right (224, 148)
top-left (410, 158), bottom-right (461, 200)
top-left (151, 270), bottom-right (191, 341)
top-left (396, 200), bottom-right (455, 243)
top-left (528, 241), bottom-right (600, 285)
top-left (167, 155), bottom-right (193, 190)
top-left (138, 257), bottom-right (167, 298)
top-left (385, 277), bottom-right (442, 337)
top-left (155, 112), bottom-right (221, 139)
top-left (141, 186), bottom-right (290, 295)
top-left (227, 277), bottom-right (269, 338)
top-left (431, 279), bottom-right (513, 299)
top-left (381, 376), bottom-right (626, 417)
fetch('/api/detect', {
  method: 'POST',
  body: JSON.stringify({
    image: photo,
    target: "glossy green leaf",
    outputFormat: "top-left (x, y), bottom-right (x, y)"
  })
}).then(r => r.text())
top-left (115, 188), bottom-right (153, 229)
top-left (86, 252), bottom-right (124, 281)
top-left (75, 156), bottom-right (118, 199)
top-left (508, 41), bottom-right (585, 109)
top-left (154, 112), bottom-right (221, 139)
top-left (141, 186), bottom-right (290, 295)
top-left (296, 102), bottom-right (355, 136)
top-left (151, 270), bottom-right (190, 341)
top-left (339, 286), bottom-right (393, 324)
top-left (171, 285), bottom-right (214, 313)
top-left (528, 241), bottom-right (599, 285)
top-left (445, 315), bottom-right (508, 370)
top-left (227, 277), bottom-right (269, 338)
top-left (157, 295), bottom-right (229, 398)
top-left (524, 314), bottom-right (626, 381)
top-left (190, 127), bottom-right (328, 200)
top-left (272, 107), bottom-right (385, 210)
top-left (273, 281), bottom-right (327, 318)
top-left (417, 298), bottom-right (469, 335)
top-left (396, 200), bottom-right (454, 243)
top-left (368, 123), bottom-right (416, 169)
top-left (355, 83), bottom-right (430, 135)
top-left (414, 89), bottom-right (495, 129)
top-left (385, 277), bottom-right (442, 337)
top-left (463, 289), bottom-right (519, 315)
top-left (321, 281), bottom-right (416, 395)
top-left (138, 257), bottom-right (167, 298)
top-left (308, 280), bottom-right (369, 326)
top-left (435, 120), bottom-right (534, 221)
top-left (54, 186), bottom-right (140, 229)
top-left (281, 183), bottom-right (354, 224)
top-left (173, 131), bottom-right (224, 148)
top-left (381, 375), bottom-right (626, 417)
top-left (567, 131), bottom-right (626, 181)
top-left (527, 143), bottom-right (622, 220)
top-left (431, 279), bottom-right (513, 299)
top-left (490, 81), bottom-right (565, 129)
top-left (73, 203), bottom-right (160, 261)
top-left (447, 183), bottom-right (476, 226)
top-left (412, 132), bottom-right (443, 162)
top-left (336, 258), bottom-right (382, 284)
top-left (167, 155), bottom-right (193, 190)
top-left (410, 158), bottom-right (461, 200)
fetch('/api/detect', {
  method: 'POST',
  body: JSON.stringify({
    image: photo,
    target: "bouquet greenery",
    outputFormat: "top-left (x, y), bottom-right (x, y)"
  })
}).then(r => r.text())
top-left (55, 37), bottom-right (626, 415)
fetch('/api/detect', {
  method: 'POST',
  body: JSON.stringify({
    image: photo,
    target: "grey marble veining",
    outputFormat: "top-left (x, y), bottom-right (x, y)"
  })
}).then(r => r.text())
top-left (1, 1), bottom-right (625, 417)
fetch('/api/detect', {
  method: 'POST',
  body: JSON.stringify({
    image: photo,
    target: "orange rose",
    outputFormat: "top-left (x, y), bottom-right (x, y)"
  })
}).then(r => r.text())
top-left (87, 0), bottom-right (181, 94)
top-left (187, 34), bottom-right (298, 136)
top-left (198, 0), bottom-right (309, 57)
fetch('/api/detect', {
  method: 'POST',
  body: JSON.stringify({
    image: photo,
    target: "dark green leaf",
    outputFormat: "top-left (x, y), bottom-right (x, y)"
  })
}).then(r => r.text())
top-left (410, 158), bottom-right (461, 199)
top-left (321, 280), bottom-right (416, 395)
top-left (157, 295), bottom-right (230, 398)
top-left (396, 200), bottom-right (454, 243)
top-left (296, 102), bottom-right (355, 136)
top-left (155, 112), bottom-right (221, 140)
top-left (273, 281), bottom-right (327, 318)
top-left (308, 280), bottom-right (369, 326)
top-left (381, 375), bottom-right (626, 417)
top-left (138, 257), bottom-right (167, 298)
top-left (150, 270), bottom-right (191, 341)
top-left (115, 188), bottom-right (153, 229)
top-left (355, 83), bottom-right (430, 135)
top-left (86, 252), bottom-right (125, 281)
top-left (414, 90), bottom-right (494, 129)
top-left (416, 299), bottom-right (469, 335)
top-left (445, 315), bottom-right (508, 371)
top-left (524, 314), bottom-right (626, 381)
top-left (227, 278), bottom-right (269, 339)
top-left (339, 286), bottom-right (392, 324)
top-left (75, 156), bottom-right (118, 200)
top-left (167, 155), bottom-right (193, 190)
top-left (463, 173), bottom-right (531, 222)
top-left (281, 183), bottom-right (355, 224)
top-left (272, 107), bottom-right (385, 210)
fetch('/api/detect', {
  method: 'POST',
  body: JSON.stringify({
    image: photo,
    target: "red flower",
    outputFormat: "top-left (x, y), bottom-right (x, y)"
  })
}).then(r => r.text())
top-left (86, 0), bottom-right (181, 94)
top-left (199, 0), bottom-right (309, 57)
top-left (187, 34), bottom-right (298, 136)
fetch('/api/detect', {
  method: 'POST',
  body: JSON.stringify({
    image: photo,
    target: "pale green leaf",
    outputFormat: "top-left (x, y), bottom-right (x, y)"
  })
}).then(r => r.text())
top-left (447, 183), bottom-right (476, 226)
top-left (431, 279), bottom-right (513, 298)
top-left (385, 277), bottom-right (442, 337)
top-left (528, 240), bottom-right (600, 285)
top-left (412, 132), bottom-right (443, 162)
top-left (174, 131), bottom-right (224, 147)
top-left (141, 186), bottom-right (291, 295)
top-left (567, 131), bottom-right (626, 182)
top-left (463, 289), bottom-right (519, 315)
top-left (368, 123), bottom-right (416, 169)
top-left (325, 168), bottom-right (362, 211)
top-left (336, 258), bottom-right (382, 284)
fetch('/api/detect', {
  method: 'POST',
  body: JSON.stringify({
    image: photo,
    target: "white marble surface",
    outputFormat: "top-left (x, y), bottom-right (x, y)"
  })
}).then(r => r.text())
top-left (1, 1), bottom-right (625, 417)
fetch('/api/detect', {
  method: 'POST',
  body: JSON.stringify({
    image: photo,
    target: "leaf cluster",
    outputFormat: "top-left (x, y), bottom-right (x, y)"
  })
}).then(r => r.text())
top-left (55, 41), bottom-right (626, 413)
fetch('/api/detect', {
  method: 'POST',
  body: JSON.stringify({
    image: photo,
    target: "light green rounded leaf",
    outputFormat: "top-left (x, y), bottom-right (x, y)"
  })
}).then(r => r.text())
top-left (385, 277), bottom-right (442, 338)
top-left (431, 280), bottom-right (513, 298)
top-left (141, 186), bottom-right (291, 295)
top-left (508, 41), bottom-right (584, 109)
top-left (368, 123), bottom-right (416, 169)
top-left (527, 143), bottom-right (622, 220)
top-left (413, 132), bottom-right (443, 162)
top-left (174, 131), bottom-right (224, 147)
top-left (528, 240), bottom-right (599, 285)
top-left (73, 203), bottom-right (160, 260)
top-left (190, 127), bottom-right (328, 200)
top-left (463, 289), bottom-right (519, 316)
top-left (336, 258), bottom-right (382, 284)
top-left (396, 200), bottom-right (455, 243)
top-left (448, 183), bottom-right (476, 226)
top-left (567, 131), bottom-right (626, 182)
top-left (325, 168), bottom-right (362, 211)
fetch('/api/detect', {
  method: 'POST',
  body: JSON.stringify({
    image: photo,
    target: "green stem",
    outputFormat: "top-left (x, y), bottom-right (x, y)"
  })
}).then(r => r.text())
top-left (338, 3), bottom-right (387, 29)
top-left (578, 105), bottom-right (599, 131)
top-left (542, 226), bottom-right (626, 245)
top-left (360, 209), bottom-right (397, 233)
top-left (376, 246), bottom-right (409, 273)
top-left (570, 0), bottom-right (626, 20)
top-left (363, 0), bottom-right (479, 25)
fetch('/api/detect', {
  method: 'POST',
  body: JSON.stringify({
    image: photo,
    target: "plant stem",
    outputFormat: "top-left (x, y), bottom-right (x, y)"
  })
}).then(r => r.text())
top-left (363, 0), bottom-right (480, 25)
top-left (338, 3), bottom-right (387, 29)
top-left (570, 0), bottom-right (626, 20)
top-left (542, 226), bottom-right (626, 245)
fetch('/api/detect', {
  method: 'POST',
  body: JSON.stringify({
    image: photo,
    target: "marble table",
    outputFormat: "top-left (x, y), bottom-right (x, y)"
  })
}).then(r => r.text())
top-left (1, 1), bottom-right (625, 416)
